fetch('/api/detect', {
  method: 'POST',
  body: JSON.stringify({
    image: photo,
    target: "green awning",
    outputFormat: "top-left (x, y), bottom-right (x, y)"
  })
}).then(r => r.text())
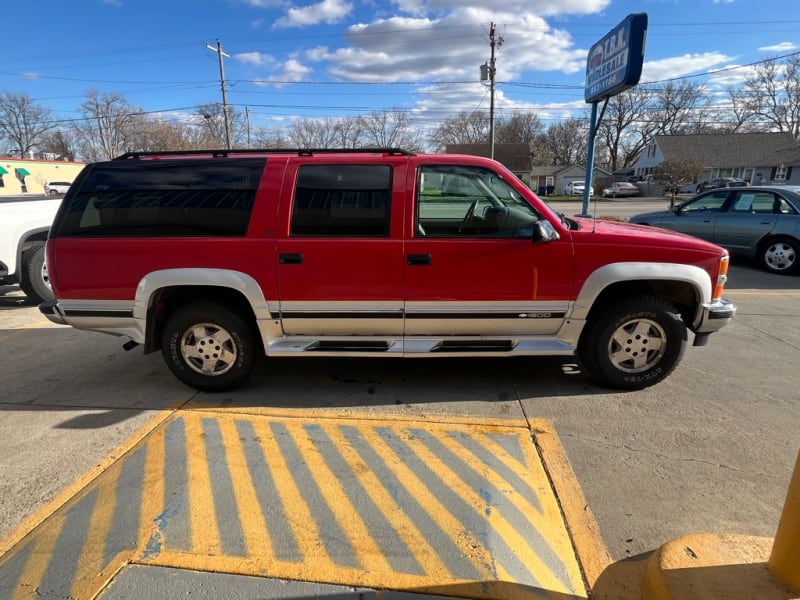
top-left (0, 166), bottom-right (7, 174)
top-left (15, 167), bottom-right (30, 177)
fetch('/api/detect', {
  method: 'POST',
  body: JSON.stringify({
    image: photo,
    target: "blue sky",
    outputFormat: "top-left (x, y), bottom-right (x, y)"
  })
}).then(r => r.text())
top-left (2, 0), bottom-right (798, 134)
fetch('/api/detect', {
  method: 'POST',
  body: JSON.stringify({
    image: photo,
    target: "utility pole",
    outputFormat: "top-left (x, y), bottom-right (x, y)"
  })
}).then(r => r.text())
top-left (206, 39), bottom-right (232, 149)
top-left (482, 23), bottom-right (503, 160)
top-left (245, 106), bottom-right (251, 149)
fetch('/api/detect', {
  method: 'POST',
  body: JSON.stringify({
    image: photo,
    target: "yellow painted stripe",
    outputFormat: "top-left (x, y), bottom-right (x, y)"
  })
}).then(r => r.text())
top-left (250, 419), bottom-right (325, 569)
top-left (137, 425), bottom-right (166, 554)
top-left (184, 413), bottom-right (222, 556)
top-left (408, 430), bottom-right (570, 591)
top-left (11, 513), bottom-right (66, 600)
top-left (286, 421), bottom-right (391, 573)
top-left (323, 423), bottom-right (450, 577)
top-left (357, 425), bottom-right (495, 579)
top-left (459, 428), bottom-right (586, 590)
top-left (216, 417), bottom-right (273, 559)
top-left (70, 465), bottom-right (120, 598)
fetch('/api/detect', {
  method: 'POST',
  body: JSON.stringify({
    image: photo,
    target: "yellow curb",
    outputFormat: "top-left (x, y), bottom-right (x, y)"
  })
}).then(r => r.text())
top-left (643, 533), bottom-right (797, 600)
top-left (531, 420), bottom-right (613, 591)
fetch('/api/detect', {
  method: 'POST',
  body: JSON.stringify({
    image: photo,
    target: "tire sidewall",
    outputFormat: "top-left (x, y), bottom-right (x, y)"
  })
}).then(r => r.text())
top-left (21, 244), bottom-right (54, 304)
top-left (581, 299), bottom-right (687, 390)
top-left (161, 303), bottom-right (255, 392)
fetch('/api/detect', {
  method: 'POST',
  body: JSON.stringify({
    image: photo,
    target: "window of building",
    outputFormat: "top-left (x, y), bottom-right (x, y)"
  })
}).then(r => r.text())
top-left (290, 164), bottom-right (392, 237)
top-left (775, 164), bottom-right (787, 181)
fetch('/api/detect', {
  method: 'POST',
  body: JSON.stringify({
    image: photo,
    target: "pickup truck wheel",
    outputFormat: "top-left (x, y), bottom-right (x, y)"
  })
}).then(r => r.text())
top-left (19, 244), bottom-right (54, 304)
top-left (161, 302), bottom-right (256, 392)
top-left (758, 236), bottom-right (799, 275)
top-left (579, 297), bottom-right (687, 390)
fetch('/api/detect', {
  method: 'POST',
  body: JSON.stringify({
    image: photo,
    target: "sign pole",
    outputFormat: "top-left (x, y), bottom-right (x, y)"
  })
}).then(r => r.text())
top-left (580, 100), bottom-right (599, 217)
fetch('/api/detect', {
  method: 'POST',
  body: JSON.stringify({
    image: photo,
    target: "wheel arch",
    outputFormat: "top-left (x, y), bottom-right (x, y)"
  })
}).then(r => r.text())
top-left (133, 269), bottom-right (274, 354)
top-left (572, 263), bottom-right (711, 331)
top-left (14, 227), bottom-right (49, 276)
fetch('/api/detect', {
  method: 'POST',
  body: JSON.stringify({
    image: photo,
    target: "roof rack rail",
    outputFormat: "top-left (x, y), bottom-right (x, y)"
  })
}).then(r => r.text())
top-left (113, 148), bottom-right (416, 161)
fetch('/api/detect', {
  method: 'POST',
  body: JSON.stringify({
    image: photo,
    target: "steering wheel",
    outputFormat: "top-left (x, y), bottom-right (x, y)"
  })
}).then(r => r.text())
top-left (459, 198), bottom-right (479, 233)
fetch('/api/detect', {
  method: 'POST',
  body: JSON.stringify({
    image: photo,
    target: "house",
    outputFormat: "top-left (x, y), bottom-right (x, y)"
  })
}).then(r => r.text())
top-left (529, 164), bottom-right (612, 196)
top-left (445, 143), bottom-right (532, 186)
top-left (633, 132), bottom-right (800, 187)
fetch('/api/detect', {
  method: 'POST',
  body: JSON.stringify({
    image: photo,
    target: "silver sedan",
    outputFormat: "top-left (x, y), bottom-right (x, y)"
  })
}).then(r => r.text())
top-left (629, 185), bottom-right (800, 275)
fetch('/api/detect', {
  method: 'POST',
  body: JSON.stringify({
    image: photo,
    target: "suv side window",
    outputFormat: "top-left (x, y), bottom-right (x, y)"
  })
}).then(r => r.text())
top-left (56, 158), bottom-right (264, 237)
top-left (290, 164), bottom-right (392, 237)
top-left (416, 165), bottom-right (540, 238)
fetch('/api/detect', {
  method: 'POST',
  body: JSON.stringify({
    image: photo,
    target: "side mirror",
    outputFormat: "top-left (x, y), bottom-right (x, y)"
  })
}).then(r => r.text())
top-left (532, 220), bottom-right (560, 243)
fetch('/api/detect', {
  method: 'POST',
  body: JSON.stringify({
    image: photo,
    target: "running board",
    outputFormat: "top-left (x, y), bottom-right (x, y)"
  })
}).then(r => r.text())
top-left (266, 336), bottom-right (575, 357)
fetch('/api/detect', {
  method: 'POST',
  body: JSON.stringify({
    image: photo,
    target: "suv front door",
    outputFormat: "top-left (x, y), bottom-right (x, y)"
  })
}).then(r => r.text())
top-left (404, 163), bottom-right (574, 338)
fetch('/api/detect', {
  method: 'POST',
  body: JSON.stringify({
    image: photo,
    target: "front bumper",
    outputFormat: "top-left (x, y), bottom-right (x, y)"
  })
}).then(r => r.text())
top-left (691, 297), bottom-right (736, 345)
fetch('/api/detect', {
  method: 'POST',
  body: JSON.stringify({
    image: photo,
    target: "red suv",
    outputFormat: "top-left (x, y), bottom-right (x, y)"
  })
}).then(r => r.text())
top-left (41, 148), bottom-right (735, 391)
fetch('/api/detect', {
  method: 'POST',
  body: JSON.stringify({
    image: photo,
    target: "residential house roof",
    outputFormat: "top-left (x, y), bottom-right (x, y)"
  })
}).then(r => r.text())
top-left (655, 132), bottom-right (800, 167)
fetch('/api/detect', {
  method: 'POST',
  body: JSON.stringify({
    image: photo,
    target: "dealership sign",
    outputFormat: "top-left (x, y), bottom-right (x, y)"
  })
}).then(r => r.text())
top-left (584, 13), bottom-right (648, 103)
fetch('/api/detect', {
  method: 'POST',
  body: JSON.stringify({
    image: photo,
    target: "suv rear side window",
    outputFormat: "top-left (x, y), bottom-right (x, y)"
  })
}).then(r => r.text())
top-left (290, 164), bottom-right (391, 237)
top-left (56, 158), bottom-right (265, 237)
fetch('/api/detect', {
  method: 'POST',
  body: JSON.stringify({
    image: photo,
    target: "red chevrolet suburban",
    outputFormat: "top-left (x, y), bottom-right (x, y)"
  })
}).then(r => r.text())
top-left (40, 148), bottom-right (735, 391)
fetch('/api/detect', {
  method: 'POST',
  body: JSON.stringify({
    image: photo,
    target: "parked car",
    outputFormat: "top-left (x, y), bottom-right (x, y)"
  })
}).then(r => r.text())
top-left (697, 177), bottom-right (747, 193)
top-left (564, 181), bottom-right (592, 196)
top-left (41, 148), bottom-right (735, 392)
top-left (629, 185), bottom-right (800, 275)
top-left (602, 182), bottom-right (640, 198)
top-left (45, 181), bottom-right (72, 196)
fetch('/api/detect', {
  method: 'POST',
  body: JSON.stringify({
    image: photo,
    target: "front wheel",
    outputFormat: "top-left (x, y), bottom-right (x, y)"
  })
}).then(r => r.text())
top-left (578, 297), bottom-right (687, 390)
top-left (759, 237), bottom-right (799, 275)
top-left (161, 301), bottom-right (257, 392)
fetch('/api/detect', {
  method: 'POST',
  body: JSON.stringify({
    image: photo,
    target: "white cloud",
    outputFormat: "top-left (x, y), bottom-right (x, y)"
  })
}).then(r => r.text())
top-left (390, 0), bottom-right (610, 17)
top-left (273, 0), bottom-right (354, 29)
top-left (236, 52), bottom-right (272, 67)
top-left (759, 42), bottom-right (798, 52)
top-left (641, 52), bottom-right (735, 82)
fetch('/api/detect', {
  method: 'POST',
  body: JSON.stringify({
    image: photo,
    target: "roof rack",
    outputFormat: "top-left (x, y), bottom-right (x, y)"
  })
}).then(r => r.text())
top-left (113, 148), bottom-right (416, 161)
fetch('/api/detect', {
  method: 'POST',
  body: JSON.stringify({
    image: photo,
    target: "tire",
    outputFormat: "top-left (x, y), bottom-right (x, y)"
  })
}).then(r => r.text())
top-left (161, 301), bottom-right (257, 392)
top-left (696, 185), bottom-right (702, 194)
top-left (758, 237), bottom-right (799, 275)
top-left (578, 296), bottom-right (687, 390)
top-left (19, 244), bottom-right (54, 304)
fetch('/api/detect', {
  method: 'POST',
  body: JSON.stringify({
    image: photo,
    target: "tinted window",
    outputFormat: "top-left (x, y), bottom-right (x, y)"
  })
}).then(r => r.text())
top-left (56, 158), bottom-right (264, 237)
top-left (290, 164), bottom-right (391, 237)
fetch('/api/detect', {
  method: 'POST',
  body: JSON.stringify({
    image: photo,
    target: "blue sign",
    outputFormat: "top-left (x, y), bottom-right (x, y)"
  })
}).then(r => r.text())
top-left (584, 13), bottom-right (648, 103)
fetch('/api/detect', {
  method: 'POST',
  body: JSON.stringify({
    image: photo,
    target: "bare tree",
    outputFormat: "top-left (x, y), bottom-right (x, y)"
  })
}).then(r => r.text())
top-left (543, 119), bottom-right (589, 166)
top-left (495, 111), bottom-right (543, 146)
top-left (428, 111), bottom-right (488, 151)
top-left (195, 103), bottom-right (246, 148)
top-left (40, 130), bottom-right (77, 161)
top-left (358, 111), bottom-right (424, 150)
top-left (650, 81), bottom-right (710, 135)
top-left (331, 116), bottom-right (364, 149)
top-left (286, 118), bottom-right (341, 148)
top-left (0, 92), bottom-right (55, 158)
top-left (737, 55), bottom-right (800, 138)
top-left (72, 90), bottom-right (143, 161)
top-left (596, 86), bottom-right (657, 172)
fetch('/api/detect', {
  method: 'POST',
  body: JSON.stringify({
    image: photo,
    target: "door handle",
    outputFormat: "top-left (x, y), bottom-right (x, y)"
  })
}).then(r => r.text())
top-left (279, 253), bottom-right (304, 264)
top-left (407, 254), bottom-right (431, 265)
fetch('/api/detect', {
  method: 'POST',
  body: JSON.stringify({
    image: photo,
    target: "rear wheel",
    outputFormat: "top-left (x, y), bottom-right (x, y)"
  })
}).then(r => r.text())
top-left (19, 244), bottom-right (54, 304)
top-left (161, 301), bottom-right (257, 392)
top-left (578, 296), bottom-right (687, 390)
top-left (759, 237), bottom-right (799, 275)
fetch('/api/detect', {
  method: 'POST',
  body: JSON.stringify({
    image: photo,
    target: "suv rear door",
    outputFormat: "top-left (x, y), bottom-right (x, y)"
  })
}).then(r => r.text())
top-left (275, 159), bottom-right (406, 336)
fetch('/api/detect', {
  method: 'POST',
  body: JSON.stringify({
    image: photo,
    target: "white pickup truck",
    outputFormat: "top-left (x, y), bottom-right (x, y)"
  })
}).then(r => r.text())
top-left (0, 197), bottom-right (62, 303)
